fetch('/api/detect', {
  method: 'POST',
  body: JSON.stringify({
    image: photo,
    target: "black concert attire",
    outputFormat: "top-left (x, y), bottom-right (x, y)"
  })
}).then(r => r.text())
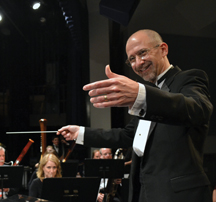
top-left (81, 66), bottom-right (213, 202)
top-left (29, 178), bottom-right (42, 198)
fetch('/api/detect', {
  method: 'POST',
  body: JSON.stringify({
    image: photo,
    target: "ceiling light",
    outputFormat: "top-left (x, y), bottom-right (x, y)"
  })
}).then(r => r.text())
top-left (32, 2), bottom-right (41, 10)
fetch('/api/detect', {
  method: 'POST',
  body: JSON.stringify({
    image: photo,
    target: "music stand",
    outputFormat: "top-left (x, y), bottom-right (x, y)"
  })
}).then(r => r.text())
top-left (2, 194), bottom-right (50, 202)
top-left (84, 159), bottom-right (125, 179)
top-left (61, 160), bottom-right (79, 177)
top-left (41, 177), bottom-right (100, 202)
top-left (84, 158), bottom-right (125, 201)
top-left (120, 178), bottom-right (129, 202)
top-left (0, 166), bottom-right (24, 199)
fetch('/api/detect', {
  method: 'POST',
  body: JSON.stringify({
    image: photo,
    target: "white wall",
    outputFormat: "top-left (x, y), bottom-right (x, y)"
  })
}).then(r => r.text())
top-left (87, 0), bottom-right (111, 154)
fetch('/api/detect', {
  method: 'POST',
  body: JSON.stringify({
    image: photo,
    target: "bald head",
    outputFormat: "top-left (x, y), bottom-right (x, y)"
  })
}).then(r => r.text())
top-left (126, 29), bottom-right (163, 51)
top-left (100, 148), bottom-right (112, 159)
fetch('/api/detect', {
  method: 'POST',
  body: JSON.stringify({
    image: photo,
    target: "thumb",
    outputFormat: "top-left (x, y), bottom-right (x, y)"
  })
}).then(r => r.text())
top-left (105, 65), bottom-right (119, 79)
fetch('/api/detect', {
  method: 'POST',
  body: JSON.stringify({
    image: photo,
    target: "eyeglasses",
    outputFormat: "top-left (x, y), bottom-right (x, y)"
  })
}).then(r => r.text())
top-left (102, 153), bottom-right (112, 156)
top-left (125, 44), bottom-right (160, 67)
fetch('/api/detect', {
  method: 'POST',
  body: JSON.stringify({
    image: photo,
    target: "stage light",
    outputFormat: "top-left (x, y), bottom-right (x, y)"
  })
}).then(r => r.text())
top-left (32, 1), bottom-right (41, 10)
top-left (0, 14), bottom-right (2, 21)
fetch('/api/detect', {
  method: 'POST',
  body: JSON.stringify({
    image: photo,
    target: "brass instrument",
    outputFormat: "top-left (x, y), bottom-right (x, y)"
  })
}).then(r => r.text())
top-left (114, 148), bottom-right (124, 160)
top-left (106, 148), bottom-right (124, 202)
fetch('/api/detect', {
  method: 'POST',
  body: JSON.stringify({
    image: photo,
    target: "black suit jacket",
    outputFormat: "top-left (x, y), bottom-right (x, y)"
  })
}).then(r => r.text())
top-left (84, 66), bottom-right (213, 202)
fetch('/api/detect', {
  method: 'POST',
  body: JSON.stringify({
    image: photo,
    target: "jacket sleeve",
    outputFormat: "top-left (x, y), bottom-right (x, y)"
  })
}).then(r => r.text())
top-left (143, 69), bottom-right (213, 126)
top-left (84, 117), bottom-right (139, 148)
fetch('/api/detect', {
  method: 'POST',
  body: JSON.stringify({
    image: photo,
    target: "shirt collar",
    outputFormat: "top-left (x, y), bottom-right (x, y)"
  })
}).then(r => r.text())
top-left (156, 64), bottom-right (173, 87)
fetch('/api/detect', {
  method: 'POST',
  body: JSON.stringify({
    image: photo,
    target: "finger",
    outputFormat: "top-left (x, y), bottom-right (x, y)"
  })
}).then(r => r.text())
top-left (57, 126), bottom-right (70, 134)
top-left (88, 84), bottom-right (118, 97)
top-left (90, 92), bottom-right (131, 106)
top-left (64, 133), bottom-right (73, 141)
top-left (57, 127), bottom-right (66, 134)
top-left (90, 93), bottom-right (116, 103)
top-left (58, 132), bottom-right (70, 141)
top-left (83, 79), bottom-right (113, 91)
top-left (91, 100), bottom-right (127, 108)
top-left (61, 133), bottom-right (68, 139)
top-left (65, 136), bottom-right (71, 141)
top-left (105, 65), bottom-right (119, 79)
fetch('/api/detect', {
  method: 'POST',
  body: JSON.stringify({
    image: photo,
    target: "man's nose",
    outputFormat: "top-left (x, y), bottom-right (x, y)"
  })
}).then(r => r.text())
top-left (135, 55), bottom-right (145, 66)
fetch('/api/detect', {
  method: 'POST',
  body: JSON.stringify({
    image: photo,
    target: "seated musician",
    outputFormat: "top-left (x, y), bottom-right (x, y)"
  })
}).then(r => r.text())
top-left (92, 149), bottom-right (101, 159)
top-left (28, 146), bottom-right (59, 189)
top-left (0, 146), bottom-right (18, 199)
top-left (29, 153), bottom-right (62, 198)
top-left (97, 148), bottom-right (122, 202)
top-left (35, 145), bottom-right (58, 168)
top-left (52, 135), bottom-right (70, 161)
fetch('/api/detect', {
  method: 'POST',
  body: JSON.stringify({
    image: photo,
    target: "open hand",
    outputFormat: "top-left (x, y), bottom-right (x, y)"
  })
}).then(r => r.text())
top-left (83, 65), bottom-right (139, 108)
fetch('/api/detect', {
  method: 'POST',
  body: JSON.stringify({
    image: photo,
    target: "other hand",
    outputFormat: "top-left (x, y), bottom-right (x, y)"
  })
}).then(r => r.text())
top-left (0, 188), bottom-right (9, 192)
top-left (83, 65), bottom-right (139, 108)
top-left (56, 125), bottom-right (80, 141)
top-left (114, 178), bottom-right (122, 185)
top-left (97, 193), bottom-right (104, 202)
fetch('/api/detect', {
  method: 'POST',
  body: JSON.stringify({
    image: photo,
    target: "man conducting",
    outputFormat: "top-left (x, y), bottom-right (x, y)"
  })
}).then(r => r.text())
top-left (57, 29), bottom-right (213, 202)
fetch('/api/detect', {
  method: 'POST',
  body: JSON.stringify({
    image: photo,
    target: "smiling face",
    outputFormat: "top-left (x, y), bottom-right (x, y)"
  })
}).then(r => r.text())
top-left (43, 160), bottom-right (57, 178)
top-left (126, 30), bottom-right (170, 84)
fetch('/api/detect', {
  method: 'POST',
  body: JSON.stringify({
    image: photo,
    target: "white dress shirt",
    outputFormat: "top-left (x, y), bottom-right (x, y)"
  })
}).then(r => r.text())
top-left (130, 65), bottom-right (173, 156)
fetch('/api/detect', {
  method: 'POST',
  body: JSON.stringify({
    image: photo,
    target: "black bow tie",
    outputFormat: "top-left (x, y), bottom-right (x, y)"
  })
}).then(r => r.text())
top-left (157, 75), bottom-right (165, 85)
top-left (157, 66), bottom-right (174, 85)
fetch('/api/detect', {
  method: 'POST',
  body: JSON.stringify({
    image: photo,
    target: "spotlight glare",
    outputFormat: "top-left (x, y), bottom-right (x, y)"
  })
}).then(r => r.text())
top-left (0, 14), bottom-right (2, 21)
top-left (32, 2), bottom-right (41, 10)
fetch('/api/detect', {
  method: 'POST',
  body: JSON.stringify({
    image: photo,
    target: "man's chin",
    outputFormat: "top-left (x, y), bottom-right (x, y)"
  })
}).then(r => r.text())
top-left (141, 73), bottom-right (156, 83)
top-left (141, 75), bottom-right (151, 82)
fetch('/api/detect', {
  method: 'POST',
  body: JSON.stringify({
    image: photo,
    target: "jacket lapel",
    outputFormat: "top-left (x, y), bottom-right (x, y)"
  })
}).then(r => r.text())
top-left (148, 66), bottom-right (181, 136)
top-left (163, 66), bottom-right (181, 87)
top-left (161, 82), bottom-right (170, 91)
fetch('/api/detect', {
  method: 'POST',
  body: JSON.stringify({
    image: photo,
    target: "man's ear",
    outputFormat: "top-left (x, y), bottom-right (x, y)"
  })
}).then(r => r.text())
top-left (160, 42), bottom-right (168, 57)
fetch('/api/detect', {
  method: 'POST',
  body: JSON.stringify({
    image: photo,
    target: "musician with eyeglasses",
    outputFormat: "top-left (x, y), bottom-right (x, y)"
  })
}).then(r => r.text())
top-left (97, 148), bottom-right (122, 202)
top-left (0, 146), bottom-right (18, 199)
top-left (57, 29), bottom-right (213, 202)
